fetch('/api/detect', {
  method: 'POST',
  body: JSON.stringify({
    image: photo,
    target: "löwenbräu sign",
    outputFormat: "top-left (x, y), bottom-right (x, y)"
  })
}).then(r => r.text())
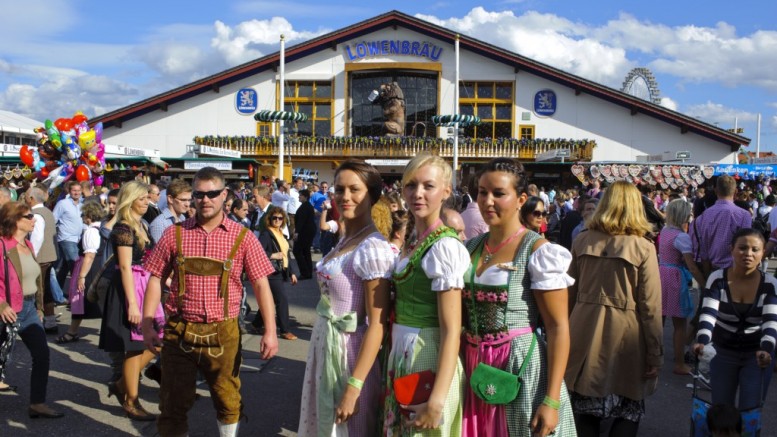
top-left (344, 40), bottom-right (443, 61)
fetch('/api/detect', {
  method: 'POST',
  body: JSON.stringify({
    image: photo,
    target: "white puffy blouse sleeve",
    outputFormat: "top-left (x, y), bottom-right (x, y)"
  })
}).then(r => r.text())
top-left (352, 234), bottom-right (397, 281)
top-left (420, 237), bottom-right (471, 291)
top-left (82, 226), bottom-right (101, 254)
top-left (528, 243), bottom-right (575, 290)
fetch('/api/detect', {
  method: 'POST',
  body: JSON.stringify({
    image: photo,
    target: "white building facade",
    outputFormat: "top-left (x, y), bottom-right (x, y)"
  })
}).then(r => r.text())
top-left (93, 11), bottom-right (747, 183)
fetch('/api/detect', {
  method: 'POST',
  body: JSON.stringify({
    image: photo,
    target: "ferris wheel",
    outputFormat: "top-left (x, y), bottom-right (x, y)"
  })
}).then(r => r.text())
top-left (621, 67), bottom-right (662, 105)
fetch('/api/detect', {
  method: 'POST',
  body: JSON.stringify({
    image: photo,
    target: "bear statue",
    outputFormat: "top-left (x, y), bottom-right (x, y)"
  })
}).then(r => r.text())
top-left (371, 82), bottom-right (406, 136)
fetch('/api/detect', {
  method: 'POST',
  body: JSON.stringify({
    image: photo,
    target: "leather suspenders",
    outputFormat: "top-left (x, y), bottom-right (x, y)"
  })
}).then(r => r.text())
top-left (174, 224), bottom-right (249, 319)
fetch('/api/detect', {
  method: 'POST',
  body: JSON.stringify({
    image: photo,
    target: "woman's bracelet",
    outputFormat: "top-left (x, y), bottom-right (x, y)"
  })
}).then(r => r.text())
top-left (347, 377), bottom-right (364, 390)
top-left (542, 395), bottom-right (560, 410)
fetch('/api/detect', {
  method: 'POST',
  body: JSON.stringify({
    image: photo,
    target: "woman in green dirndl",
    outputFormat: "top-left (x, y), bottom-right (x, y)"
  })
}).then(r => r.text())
top-left (461, 158), bottom-right (576, 437)
top-left (382, 154), bottom-right (469, 436)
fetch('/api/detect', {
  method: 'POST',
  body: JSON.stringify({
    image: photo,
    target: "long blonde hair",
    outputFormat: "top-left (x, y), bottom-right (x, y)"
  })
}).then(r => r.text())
top-left (587, 181), bottom-right (652, 237)
top-left (107, 181), bottom-right (150, 248)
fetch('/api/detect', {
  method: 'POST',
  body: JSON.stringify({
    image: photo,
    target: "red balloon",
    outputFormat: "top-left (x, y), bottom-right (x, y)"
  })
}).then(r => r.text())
top-left (60, 119), bottom-right (74, 132)
top-left (72, 113), bottom-right (88, 125)
top-left (20, 145), bottom-right (34, 167)
top-left (75, 164), bottom-right (90, 182)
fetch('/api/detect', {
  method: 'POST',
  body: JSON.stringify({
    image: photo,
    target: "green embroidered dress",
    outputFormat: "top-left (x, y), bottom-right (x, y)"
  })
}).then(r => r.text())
top-left (382, 227), bottom-right (470, 437)
top-left (462, 232), bottom-right (577, 436)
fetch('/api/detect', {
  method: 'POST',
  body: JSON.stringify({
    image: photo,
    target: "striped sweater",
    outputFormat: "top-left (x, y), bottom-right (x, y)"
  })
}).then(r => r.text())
top-left (696, 269), bottom-right (777, 352)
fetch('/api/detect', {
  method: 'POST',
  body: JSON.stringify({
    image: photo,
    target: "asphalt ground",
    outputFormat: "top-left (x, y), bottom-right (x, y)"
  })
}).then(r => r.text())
top-left (1, 254), bottom-right (777, 436)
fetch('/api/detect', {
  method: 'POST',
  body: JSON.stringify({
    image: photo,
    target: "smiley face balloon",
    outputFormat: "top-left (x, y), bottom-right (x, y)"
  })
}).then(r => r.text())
top-left (78, 130), bottom-right (96, 151)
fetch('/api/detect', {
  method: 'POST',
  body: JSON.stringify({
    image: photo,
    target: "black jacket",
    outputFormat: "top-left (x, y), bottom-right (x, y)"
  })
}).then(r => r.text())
top-left (259, 229), bottom-right (298, 280)
top-left (294, 202), bottom-right (316, 242)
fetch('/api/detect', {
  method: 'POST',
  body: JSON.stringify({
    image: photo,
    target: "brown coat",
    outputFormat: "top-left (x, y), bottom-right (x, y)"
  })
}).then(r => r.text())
top-left (564, 230), bottom-right (663, 401)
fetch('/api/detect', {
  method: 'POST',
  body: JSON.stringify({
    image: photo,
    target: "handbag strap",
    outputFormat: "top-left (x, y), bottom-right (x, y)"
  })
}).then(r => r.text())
top-left (517, 332), bottom-right (536, 380)
top-left (467, 235), bottom-right (537, 372)
top-left (1, 240), bottom-right (10, 305)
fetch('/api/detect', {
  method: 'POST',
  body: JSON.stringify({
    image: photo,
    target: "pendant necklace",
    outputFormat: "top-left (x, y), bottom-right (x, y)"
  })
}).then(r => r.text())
top-left (483, 226), bottom-right (526, 264)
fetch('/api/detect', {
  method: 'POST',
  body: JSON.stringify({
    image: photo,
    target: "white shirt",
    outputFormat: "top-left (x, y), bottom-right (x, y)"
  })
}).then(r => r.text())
top-left (271, 190), bottom-right (290, 210)
top-left (30, 204), bottom-right (47, 256)
top-left (539, 191), bottom-right (550, 208)
top-left (287, 187), bottom-right (301, 215)
top-left (394, 237), bottom-right (470, 291)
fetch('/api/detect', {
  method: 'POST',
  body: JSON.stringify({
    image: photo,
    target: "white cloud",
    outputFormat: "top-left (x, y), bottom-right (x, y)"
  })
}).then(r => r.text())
top-left (416, 8), bottom-right (633, 86)
top-left (0, 75), bottom-right (139, 123)
top-left (210, 18), bottom-right (327, 66)
top-left (684, 101), bottom-right (758, 126)
top-left (660, 97), bottom-right (678, 111)
top-left (417, 8), bottom-right (777, 91)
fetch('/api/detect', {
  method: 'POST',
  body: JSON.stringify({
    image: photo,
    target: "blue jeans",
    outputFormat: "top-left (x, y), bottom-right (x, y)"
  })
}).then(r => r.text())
top-left (17, 298), bottom-right (51, 404)
top-left (55, 240), bottom-right (79, 292)
top-left (49, 267), bottom-right (65, 304)
top-left (710, 345), bottom-right (774, 410)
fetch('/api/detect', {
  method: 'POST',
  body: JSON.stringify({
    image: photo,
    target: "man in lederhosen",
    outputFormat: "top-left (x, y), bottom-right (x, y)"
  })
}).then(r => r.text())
top-left (142, 167), bottom-right (279, 437)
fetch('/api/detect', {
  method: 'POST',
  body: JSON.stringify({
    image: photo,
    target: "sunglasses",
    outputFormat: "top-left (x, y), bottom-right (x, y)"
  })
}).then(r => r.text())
top-left (192, 189), bottom-right (224, 200)
top-left (271, 216), bottom-right (284, 221)
top-left (531, 210), bottom-right (548, 218)
top-left (22, 213), bottom-right (35, 220)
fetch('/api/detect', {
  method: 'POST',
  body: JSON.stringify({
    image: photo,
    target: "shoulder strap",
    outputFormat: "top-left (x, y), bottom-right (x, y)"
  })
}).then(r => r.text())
top-left (220, 227), bottom-right (249, 318)
top-left (175, 224), bottom-right (186, 298)
top-left (517, 333), bottom-right (537, 379)
top-left (1, 241), bottom-right (9, 305)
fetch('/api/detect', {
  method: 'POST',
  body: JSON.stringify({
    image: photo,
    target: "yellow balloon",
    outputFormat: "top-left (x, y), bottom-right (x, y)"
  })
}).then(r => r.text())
top-left (79, 130), bottom-right (96, 151)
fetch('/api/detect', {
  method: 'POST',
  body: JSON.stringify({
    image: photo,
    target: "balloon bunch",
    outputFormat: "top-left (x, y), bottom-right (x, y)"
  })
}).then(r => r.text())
top-left (22, 111), bottom-right (106, 190)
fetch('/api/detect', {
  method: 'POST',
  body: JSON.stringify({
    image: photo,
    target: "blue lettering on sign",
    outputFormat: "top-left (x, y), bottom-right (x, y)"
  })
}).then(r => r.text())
top-left (534, 89), bottom-right (557, 116)
top-left (235, 88), bottom-right (257, 115)
top-left (344, 40), bottom-right (444, 61)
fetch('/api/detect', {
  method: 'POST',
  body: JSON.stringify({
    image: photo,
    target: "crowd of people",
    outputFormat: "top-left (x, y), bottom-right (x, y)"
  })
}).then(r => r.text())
top-left (0, 157), bottom-right (774, 437)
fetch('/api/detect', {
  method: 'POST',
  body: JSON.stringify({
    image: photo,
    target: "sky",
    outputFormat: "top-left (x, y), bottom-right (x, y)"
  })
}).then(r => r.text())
top-left (1, 0), bottom-right (776, 152)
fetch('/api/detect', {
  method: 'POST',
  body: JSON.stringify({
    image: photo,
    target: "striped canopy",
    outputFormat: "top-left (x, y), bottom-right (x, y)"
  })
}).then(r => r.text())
top-left (254, 110), bottom-right (308, 122)
top-left (431, 114), bottom-right (481, 127)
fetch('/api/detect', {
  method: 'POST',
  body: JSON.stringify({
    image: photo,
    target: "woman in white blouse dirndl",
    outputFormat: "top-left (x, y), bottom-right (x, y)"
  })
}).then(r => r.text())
top-left (462, 158), bottom-right (576, 437)
top-left (298, 160), bottom-right (396, 436)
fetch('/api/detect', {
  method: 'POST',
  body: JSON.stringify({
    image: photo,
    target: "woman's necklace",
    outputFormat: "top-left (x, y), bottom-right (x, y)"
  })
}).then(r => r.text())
top-left (483, 226), bottom-right (526, 264)
top-left (321, 224), bottom-right (373, 265)
top-left (406, 218), bottom-right (443, 253)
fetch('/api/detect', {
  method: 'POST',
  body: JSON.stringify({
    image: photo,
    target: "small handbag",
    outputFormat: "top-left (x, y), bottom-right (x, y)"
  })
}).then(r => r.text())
top-left (469, 334), bottom-right (536, 405)
top-left (393, 369), bottom-right (436, 406)
top-left (466, 238), bottom-right (537, 405)
top-left (0, 240), bottom-right (20, 382)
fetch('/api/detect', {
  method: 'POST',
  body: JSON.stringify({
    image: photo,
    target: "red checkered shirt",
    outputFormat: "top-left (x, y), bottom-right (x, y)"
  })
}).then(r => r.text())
top-left (144, 215), bottom-right (274, 323)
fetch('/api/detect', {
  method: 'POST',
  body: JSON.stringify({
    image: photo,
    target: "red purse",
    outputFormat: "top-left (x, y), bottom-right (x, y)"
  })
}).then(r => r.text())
top-left (392, 370), bottom-right (436, 406)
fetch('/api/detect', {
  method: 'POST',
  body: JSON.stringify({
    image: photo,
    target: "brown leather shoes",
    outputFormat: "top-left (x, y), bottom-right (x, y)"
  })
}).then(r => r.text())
top-left (123, 399), bottom-right (157, 422)
top-left (279, 332), bottom-right (298, 340)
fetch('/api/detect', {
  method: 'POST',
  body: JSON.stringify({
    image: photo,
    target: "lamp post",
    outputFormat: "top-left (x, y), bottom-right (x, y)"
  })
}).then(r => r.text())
top-left (279, 34), bottom-right (285, 179)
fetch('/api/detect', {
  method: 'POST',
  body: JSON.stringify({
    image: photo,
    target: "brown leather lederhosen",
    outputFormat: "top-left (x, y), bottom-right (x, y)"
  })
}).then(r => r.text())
top-left (173, 223), bottom-right (248, 319)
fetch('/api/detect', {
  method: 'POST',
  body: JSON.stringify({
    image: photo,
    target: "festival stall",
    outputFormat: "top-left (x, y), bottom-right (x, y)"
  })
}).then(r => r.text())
top-left (568, 162), bottom-right (718, 190)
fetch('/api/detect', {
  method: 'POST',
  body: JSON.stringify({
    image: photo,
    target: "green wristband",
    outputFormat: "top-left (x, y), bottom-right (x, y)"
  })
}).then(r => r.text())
top-left (542, 395), bottom-right (560, 410)
top-left (347, 377), bottom-right (364, 390)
